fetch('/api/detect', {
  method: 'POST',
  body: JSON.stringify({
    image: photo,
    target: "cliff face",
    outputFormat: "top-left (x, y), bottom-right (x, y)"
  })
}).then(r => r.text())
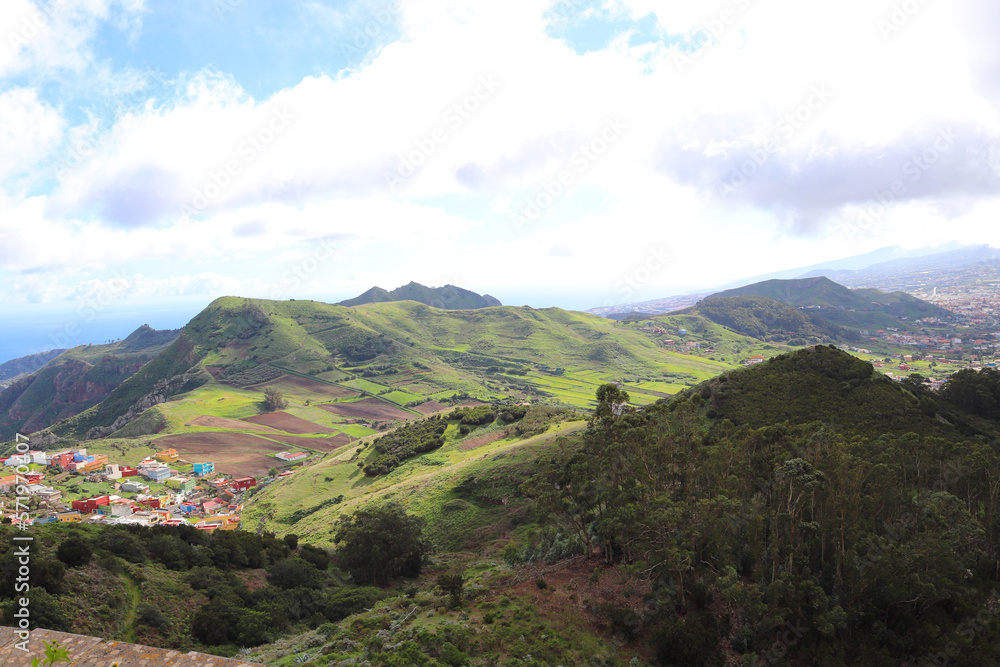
top-left (0, 356), bottom-right (149, 439)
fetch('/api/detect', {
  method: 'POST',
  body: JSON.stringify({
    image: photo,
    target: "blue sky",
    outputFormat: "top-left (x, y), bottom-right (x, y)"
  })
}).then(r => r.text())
top-left (1, 0), bottom-right (999, 361)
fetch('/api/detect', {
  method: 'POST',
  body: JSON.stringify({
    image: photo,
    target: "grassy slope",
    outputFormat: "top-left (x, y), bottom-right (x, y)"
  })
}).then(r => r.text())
top-left (39, 297), bottom-right (738, 454)
top-left (243, 419), bottom-right (588, 549)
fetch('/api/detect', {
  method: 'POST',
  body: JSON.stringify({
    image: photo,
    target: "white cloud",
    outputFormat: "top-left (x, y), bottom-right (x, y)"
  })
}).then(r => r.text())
top-left (3, 0), bottom-right (1000, 311)
top-left (0, 88), bottom-right (64, 184)
top-left (1, 0), bottom-right (146, 77)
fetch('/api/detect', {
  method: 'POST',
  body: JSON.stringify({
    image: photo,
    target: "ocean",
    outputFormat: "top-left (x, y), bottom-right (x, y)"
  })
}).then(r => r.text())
top-left (0, 301), bottom-right (204, 366)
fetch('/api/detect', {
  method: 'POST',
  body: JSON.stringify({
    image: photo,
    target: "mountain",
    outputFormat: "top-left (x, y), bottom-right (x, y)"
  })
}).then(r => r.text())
top-left (707, 275), bottom-right (952, 329)
top-left (0, 325), bottom-right (180, 440)
top-left (338, 281), bottom-right (501, 309)
top-left (588, 242), bottom-right (977, 317)
top-left (0, 348), bottom-right (66, 384)
top-left (675, 294), bottom-right (853, 343)
top-left (798, 244), bottom-right (1000, 287)
top-left (20, 296), bottom-right (734, 445)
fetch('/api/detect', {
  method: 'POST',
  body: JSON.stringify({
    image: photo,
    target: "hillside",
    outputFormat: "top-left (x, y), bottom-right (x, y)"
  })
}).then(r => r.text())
top-left (0, 326), bottom-right (181, 440)
top-left (338, 281), bottom-right (501, 309)
top-left (0, 348), bottom-right (66, 384)
top-left (234, 347), bottom-right (1000, 665)
top-left (709, 275), bottom-right (953, 329)
top-left (666, 294), bottom-right (858, 344)
top-left (38, 297), bottom-right (734, 451)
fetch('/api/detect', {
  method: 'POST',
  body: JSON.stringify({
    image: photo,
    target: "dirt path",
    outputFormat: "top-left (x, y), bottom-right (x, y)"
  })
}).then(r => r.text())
top-left (121, 573), bottom-right (141, 642)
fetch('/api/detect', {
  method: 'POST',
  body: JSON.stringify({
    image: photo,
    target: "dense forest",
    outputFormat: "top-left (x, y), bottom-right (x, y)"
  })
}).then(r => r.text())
top-left (524, 346), bottom-right (1000, 664)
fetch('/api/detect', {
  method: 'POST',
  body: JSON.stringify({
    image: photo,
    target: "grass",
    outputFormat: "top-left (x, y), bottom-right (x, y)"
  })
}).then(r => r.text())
top-left (341, 378), bottom-right (390, 394)
top-left (243, 419), bottom-right (588, 549)
top-left (379, 389), bottom-right (424, 405)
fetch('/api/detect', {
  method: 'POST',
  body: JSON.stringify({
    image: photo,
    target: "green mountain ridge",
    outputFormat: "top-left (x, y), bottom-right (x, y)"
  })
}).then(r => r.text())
top-left (0, 348), bottom-right (66, 383)
top-left (28, 296), bottom-right (735, 441)
top-left (710, 275), bottom-right (952, 328)
top-left (0, 326), bottom-right (181, 440)
top-left (338, 281), bottom-right (501, 309)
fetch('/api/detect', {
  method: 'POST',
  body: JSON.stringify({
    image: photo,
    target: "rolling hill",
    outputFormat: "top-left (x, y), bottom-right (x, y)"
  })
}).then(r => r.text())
top-left (337, 281), bottom-right (501, 309)
top-left (706, 275), bottom-right (952, 329)
top-left (0, 296), bottom-right (748, 477)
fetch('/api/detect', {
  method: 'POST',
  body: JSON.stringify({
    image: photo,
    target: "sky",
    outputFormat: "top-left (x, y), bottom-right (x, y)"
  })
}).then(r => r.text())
top-left (1, 0), bottom-right (1000, 361)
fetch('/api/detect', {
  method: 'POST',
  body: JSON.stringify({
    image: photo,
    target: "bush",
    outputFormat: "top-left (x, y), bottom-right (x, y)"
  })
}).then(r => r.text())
top-left (332, 502), bottom-right (428, 585)
top-left (137, 602), bottom-right (169, 629)
top-left (95, 528), bottom-right (147, 563)
top-left (324, 586), bottom-right (384, 621)
top-left (436, 572), bottom-right (465, 609)
top-left (56, 537), bottom-right (92, 568)
top-left (267, 557), bottom-right (323, 590)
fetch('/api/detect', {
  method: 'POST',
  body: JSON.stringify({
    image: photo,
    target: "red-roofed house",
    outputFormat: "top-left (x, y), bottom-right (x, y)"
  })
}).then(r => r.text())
top-left (231, 477), bottom-right (256, 491)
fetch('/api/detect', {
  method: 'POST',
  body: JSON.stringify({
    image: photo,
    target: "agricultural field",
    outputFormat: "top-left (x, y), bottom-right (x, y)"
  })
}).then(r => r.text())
top-left (262, 433), bottom-right (353, 452)
top-left (379, 389), bottom-right (423, 405)
top-left (253, 374), bottom-right (359, 400)
top-left (340, 377), bottom-right (391, 394)
top-left (151, 432), bottom-right (302, 477)
top-left (242, 411), bottom-right (336, 434)
top-left (316, 397), bottom-right (418, 422)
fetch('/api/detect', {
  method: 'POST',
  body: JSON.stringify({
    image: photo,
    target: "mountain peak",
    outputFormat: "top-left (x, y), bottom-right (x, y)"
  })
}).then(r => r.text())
top-left (338, 282), bottom-right (501, 310)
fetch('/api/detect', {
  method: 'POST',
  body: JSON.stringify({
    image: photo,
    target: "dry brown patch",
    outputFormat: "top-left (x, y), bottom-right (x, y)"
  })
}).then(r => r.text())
top-left (316, 397), bottom-right (417, 421)
top-left (189, 415), bottom-right (277, 432)
top-left (265, 433), bottom-right (353, 452)
top-left (457, 430), bottom-right (507, 451)
top-left (243, 411), bottom-right (335, 434)
top-left (412, 400), bottom-right (448, 414)
top-left (254, 375), bottom-right (359, 398)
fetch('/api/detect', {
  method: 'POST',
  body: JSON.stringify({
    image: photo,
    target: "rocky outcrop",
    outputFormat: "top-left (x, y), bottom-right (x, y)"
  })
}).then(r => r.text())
top-left (84, 371), bottom-right (204, 440)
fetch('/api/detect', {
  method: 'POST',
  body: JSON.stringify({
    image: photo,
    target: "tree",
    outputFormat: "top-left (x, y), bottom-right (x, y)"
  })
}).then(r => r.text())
top-left (267, 557), bottom-right (322, 590)
top-left (262, 386), bottom-right (288, 412)
top-left (436, 571), bottom-right (465, 609)
top-left (593, 383), bottom-right (630, 422)
top-left (56, 538), bottom-right (92, 568)
top-left (333, 502), bottom-right (427, 585)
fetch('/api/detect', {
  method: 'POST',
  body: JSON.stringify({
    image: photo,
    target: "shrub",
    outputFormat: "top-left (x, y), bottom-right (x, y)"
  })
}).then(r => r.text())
top-left (56, 537), bottom-right (92, 568)
top-left (137, 602), bottom-right (169, 629)
top-left (332, 502), bottom-right (427, 585)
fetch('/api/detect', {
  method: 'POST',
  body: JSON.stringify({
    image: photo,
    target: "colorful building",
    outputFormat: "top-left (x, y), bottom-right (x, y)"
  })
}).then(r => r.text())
top-left (71, 496), bottom-right (110, 513)
top-left (192, 462), bottom-right (215, 476)
top-left (49, 452), bottom-right (75, 469)
top-left (56, 511), bottom-right (82, 523)
top-left (155, 448), bottom-right (180, 463)
top-left (165, 476), bottom-right (197, 492)
top-left (230, 477), bottom-right (257, 491)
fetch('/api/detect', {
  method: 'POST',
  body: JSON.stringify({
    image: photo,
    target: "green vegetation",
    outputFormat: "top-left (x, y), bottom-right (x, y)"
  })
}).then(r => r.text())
top-left (518, 349), bottom-right (1000, 664)
top-left (362, 416), bottom-right (449, 476)
top-left (331, 501), bottom-right (428, 585)
top-left (338, 281), bottom-right (500, 309)
top-left (712, 275), bottom-right (952, 330)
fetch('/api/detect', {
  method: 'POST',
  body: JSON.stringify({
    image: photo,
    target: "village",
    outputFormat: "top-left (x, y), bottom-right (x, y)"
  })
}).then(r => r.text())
top-left (0, 446), bottom-right (301, 532)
